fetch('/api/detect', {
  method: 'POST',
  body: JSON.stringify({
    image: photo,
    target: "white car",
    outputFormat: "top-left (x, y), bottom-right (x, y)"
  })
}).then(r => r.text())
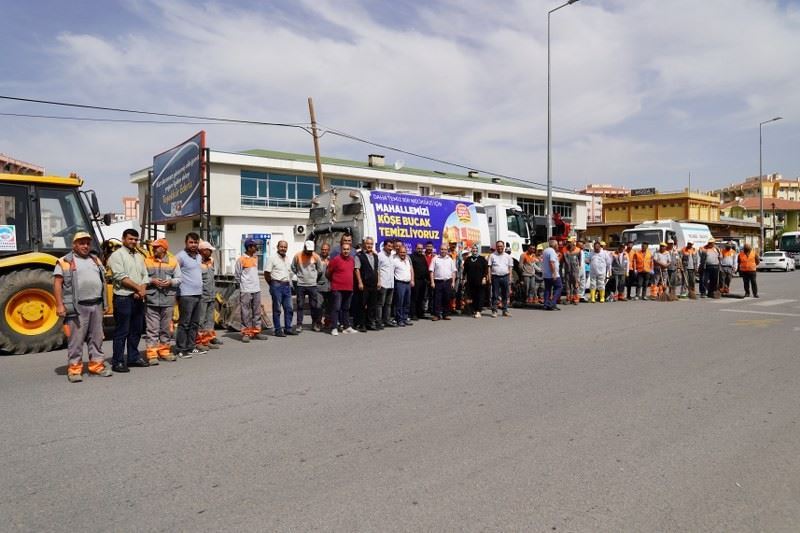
top-left (758, 251), bottom-right (796, 272)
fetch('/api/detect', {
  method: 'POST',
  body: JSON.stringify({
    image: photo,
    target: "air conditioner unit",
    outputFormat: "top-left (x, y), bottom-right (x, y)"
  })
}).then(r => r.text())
top-left (294, 224), bottom-right (306, 236)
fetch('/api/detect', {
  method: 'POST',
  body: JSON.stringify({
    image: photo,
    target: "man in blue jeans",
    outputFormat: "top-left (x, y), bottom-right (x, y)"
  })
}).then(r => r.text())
top-left (542, 239), bottom-right (563, 311)
top-left (106, 228), bottom-right (151, 372)
top-left (174, 232), bottom-right (206, 358)
top-left (264, 239), bottom-right (296, 337)
top-left (488, 240), bottom-right (514, 318)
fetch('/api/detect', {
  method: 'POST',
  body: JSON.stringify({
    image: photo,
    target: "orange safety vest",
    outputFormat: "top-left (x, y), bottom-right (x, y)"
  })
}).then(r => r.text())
top-left (632, 249), bottom-right (653, 273)
top-left (738, 250), bottom-right (758, 272)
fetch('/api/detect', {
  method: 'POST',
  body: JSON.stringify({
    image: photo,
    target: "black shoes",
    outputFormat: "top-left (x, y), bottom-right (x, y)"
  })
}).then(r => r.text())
top-left (275, 330), bottom-right (286, 337)
top-left (128, 359), bottom-right (150, 368)
top-left (285, 329), bottom-right (299, 336)
top-left (112, 363), bottom-right (130, 373)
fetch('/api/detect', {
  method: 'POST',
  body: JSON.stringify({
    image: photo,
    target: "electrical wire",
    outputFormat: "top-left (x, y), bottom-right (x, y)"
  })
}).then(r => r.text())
top-left (0, 94), bottom-right (312, 132)
top-left (325, 127), bottom-right (577, 193)
top-left (0, 111), bottom-right (235, 125)
top-left (0, 94), bottom-right (578, 194)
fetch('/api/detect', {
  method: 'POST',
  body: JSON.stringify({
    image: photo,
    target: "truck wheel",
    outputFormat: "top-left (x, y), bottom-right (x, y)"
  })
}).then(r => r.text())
top-left (0, 270), bottom-right (65, 354)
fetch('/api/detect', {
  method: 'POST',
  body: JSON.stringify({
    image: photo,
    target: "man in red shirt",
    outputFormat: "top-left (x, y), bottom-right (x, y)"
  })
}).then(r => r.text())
top-left (325, 242), bottom-right (356, 336)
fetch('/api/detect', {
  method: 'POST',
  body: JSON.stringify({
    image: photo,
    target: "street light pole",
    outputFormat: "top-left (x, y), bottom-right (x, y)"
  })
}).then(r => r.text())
top-left (546, 0), bottom-right (581, 240)
top-left (759, 116), bottom-right (782, 251)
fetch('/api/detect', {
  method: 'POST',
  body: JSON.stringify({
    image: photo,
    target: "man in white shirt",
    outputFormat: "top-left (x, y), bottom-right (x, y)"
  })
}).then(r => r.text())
top-left (377, 239), bottom-right (396, 328)
top-left (392, 244), bottom-right (414, 326)
top-left (429, 244), bottom-right (456, 321)
top-left (487, 240), bottom-right (514, 317)
top-left (264, 240), bottom-right (296, 337)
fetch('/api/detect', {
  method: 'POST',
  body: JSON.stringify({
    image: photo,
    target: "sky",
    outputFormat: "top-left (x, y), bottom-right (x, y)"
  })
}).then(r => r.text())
top-left (1, 0), bottom-right (799, 211)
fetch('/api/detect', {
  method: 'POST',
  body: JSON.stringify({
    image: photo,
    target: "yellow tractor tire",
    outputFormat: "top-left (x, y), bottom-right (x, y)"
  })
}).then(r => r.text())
top-left (0, 269), bottom-right (65, 354)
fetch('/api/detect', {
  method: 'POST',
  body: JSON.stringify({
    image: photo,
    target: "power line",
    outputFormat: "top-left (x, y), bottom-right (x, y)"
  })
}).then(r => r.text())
top-left (0, 94), bottom-right (312, 132)
top-left (0, 94), bottom-right (578, 193)
top-left (0, 111), bottom-right (237, 126)
top-left (326, 128), bottom-right (576, 193)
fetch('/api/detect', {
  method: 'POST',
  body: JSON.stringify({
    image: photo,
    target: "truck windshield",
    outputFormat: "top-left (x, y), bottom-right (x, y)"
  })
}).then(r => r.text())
top-left (779, 234), bottom-right (800, 253)
top-left (38, 188), bottom-right (92, 250)
top-left (506, 210), bottom-right (529, 240)
top-left (622, 229), bottom-right (663, 246)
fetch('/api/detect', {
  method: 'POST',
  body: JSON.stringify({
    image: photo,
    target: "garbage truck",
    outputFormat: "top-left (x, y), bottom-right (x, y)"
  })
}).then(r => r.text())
top-left (307, 187), bottom-right (533, 260)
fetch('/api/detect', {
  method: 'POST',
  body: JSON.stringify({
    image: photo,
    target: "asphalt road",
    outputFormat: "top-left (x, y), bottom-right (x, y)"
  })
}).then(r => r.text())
top-left (2, 272), bottom-right (800, 532)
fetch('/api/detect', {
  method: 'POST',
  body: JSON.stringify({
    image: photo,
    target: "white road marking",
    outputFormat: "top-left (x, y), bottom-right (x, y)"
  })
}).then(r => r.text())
top-left (708, 297), bottom-right (748, 304)
top-left (721, 309), bottom-right (800, 318)
top-left (752, 299), bottom-right (797, 307)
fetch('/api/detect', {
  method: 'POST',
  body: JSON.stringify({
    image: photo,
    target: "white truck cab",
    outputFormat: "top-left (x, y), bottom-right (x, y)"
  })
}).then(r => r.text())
top-left (622, 220), bottom-right (712, 250)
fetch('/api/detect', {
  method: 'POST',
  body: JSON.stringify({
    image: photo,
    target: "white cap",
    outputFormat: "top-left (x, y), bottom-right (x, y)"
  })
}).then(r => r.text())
top-left (304, 240), bottom-right (315, 251)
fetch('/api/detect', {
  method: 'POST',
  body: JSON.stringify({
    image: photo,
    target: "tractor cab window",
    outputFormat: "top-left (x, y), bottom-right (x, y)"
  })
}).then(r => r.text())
top-left (38, 188), bottom-right (91, 251)
top-left (0, 184), bottom-right (31, 254)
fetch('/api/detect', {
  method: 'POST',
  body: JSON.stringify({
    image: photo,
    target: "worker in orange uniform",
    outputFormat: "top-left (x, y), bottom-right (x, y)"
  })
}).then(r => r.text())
top-left (196, 240), bottom-right (222, 350)
top-left (631, 242), bottom-right (654, 301)
top-left (54, 231), bottom-right (113, 382)
top-left (143, 239), bottom-right (180, 363)
top-left (235, 239), bottom-right (267, 342)
top-left (719, 242), bottom-right (738, 294)
top-left (736, 243), bottom-right (760, 298)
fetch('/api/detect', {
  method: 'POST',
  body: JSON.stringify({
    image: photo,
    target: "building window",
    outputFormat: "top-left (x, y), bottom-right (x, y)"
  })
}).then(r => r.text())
top-left (488, 192), bottom-right (501, 199)
top-left (419, 186), bottom-right (430, 196)
top-left (518, 198), bottom-right (545, 217)
top-left (379, 182), bottom-right (395, 190)
top-left (241, 170), bottom-right (321, 208)
top-left (553, 201), bottom-right (573, 219)
top-left (473, 192), bottom-right (483, 203)
top-left (329, 178), bottom-right (372, 189)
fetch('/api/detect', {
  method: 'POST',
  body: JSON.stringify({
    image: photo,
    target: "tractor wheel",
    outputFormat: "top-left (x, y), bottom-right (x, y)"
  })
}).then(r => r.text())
top-left (0, 269), bottom-right (65, 354)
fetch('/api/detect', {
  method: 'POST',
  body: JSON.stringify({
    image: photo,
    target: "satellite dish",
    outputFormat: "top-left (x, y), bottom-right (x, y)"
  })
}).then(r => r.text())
top-left (394, 160), bottom-right (405, 170)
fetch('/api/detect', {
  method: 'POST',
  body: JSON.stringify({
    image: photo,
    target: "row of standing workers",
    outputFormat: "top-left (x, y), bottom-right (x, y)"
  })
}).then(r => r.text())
top-left (53, 229), bottom-right (761, 382)
top-left (517, 237), bottom-right (760, 308)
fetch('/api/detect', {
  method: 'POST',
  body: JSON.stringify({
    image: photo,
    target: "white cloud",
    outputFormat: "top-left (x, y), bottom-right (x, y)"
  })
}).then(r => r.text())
top-left (1, 0), bottom-right (798, 211)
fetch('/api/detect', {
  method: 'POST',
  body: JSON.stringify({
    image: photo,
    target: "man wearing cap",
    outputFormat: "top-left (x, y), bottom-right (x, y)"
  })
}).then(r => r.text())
top-left (680, 241), bottom-right (699, 298)
top-left (653, 242), bottom-right (671, 299)
top-left (197, 240), bottom-right (222, 349)
top-left (143, 239), bottom-right (180, 364)
top-left (563, 241), bottom-right (582, 305)
top-left (292, 240), bottom-right (323, 333)
top-left (54, 231), bottom-right (112, 382)
top-left (665, 240), bottom-right (681, 300)
top-left (107, 228), bottom-right (151, 372)
top-left (264, 240), bottom-right (296, 337)
top-left (737, 243), bottom-right (760, 298)
top-left (700, 238), bottom-right (721, 298)
top-left (719, 242), bottom-right (738, 294)
top-left (587, 241), bottom-right (612, 303)
top-left (236, 238), bottom-right (266, 342)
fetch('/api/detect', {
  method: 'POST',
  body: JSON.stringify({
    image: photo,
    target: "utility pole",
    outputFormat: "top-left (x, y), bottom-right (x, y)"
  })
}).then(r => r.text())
top-left (308, 97), bottom-right (326, 192)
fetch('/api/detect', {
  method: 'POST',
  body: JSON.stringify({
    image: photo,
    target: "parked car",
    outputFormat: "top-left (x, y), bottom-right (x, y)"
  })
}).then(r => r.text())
top-left (757, 251), bottom-right (796, 272)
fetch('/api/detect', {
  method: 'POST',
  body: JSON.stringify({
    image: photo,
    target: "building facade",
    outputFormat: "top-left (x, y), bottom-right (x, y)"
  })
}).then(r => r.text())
top-left (713, 173), bottom-right (800, 203)
top-left (0, 153), bottom-right (44, 176)
top-left (586, 189), bottom-right (759, 246)
top-left (132, 149), bottom-right (590, 274)
top-left (577, 183), bottom-right (630, 224)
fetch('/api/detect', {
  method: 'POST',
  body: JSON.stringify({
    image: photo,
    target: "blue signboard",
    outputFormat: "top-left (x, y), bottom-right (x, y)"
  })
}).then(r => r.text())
top-left (151, 131), bottom-right (205, 224)
top-left (370, 191), bottom-right (483, 251)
